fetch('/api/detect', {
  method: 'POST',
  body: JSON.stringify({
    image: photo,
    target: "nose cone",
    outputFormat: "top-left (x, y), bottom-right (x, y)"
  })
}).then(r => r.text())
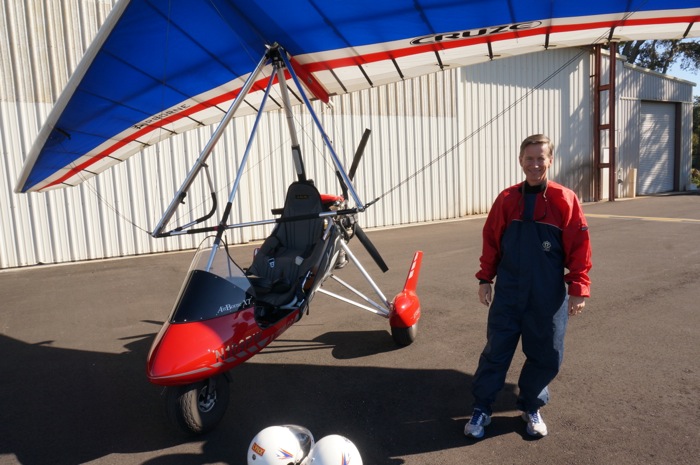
top-left (147, 310), bottom-right (263, 385)
top-left (147, 321), bottom-right (222, 385)
top-left (147, 300), bottom-right (302, 386)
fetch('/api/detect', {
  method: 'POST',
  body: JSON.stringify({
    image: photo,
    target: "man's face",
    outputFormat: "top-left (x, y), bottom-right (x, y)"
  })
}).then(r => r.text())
top-left (519, 143), bottom-right (552, 186)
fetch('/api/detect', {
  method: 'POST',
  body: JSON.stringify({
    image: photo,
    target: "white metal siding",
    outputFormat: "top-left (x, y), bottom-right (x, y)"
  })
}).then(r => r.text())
top-left (457, 47), bottom-right (595, 207)
top-left (638, 102), bottom-right (676, 194)
top-left (1, 2), bottom-right (695, 269)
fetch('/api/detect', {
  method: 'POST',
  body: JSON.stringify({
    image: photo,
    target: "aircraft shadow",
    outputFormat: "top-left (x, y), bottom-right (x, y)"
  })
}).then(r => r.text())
top-left (0, 329), bottom-right (519, 465)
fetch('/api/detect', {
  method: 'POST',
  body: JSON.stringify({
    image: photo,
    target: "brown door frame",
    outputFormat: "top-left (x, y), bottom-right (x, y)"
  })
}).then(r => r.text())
top-left (593, 44), bottom-right (617, 201)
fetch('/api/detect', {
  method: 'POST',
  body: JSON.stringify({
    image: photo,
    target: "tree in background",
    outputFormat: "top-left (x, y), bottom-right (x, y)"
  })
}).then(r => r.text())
top-left (620, 39), bottom-right (700, 74)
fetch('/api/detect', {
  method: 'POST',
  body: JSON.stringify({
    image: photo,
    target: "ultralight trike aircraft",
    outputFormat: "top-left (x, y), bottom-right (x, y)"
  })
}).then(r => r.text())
top-left (14, 0), bottom-right (699, 437)
top-left (143, 45), bottom-right (423, 434)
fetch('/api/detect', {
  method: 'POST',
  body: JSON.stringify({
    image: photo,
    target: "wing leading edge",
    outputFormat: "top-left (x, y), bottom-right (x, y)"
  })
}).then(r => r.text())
top-left (15, 0), bottom-right (700, 193)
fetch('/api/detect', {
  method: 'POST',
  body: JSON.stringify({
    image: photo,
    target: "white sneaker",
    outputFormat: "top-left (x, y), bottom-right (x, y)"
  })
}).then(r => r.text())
top-left (464, 409), bottom-right (491, 439)
top-left (522, 410), bottom-right (548, 437)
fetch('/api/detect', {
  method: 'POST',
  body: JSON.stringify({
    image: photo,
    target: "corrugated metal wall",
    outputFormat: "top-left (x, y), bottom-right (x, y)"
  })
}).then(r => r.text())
top-left (2, 0), bottom-right (465, 268)
top-left (1, 1), bottom-right (694, 269)
top-left (457, 47), bottom-right (595, 209)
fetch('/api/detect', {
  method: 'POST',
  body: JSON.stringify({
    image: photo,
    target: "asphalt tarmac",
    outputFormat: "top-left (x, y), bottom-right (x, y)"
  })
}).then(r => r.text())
top-left (1, 194), bottom-right (699, 465)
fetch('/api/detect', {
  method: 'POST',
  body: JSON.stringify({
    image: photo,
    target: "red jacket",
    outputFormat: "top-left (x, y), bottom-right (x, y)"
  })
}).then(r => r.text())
top-left (476, 181), bottom-right (591, 298)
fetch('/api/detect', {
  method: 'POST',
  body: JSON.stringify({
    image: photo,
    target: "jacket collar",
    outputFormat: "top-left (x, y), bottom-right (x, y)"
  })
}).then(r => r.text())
top-left (519, 180), bottom-right (548, 194)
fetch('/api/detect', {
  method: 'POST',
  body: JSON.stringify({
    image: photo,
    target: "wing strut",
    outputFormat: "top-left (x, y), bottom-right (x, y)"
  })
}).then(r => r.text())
top-left (273, 52), bottom-right (307, 182)
top-left (151, 52), bottom-right (270, 238)
top-left (278, 49), bottom-right (366, 210)
top-left (150, 44), bottom-right (376, 274)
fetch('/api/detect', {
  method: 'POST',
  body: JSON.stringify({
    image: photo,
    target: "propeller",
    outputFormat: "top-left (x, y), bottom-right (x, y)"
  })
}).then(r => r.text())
top-left (339, 129), bottom-right (389, 273)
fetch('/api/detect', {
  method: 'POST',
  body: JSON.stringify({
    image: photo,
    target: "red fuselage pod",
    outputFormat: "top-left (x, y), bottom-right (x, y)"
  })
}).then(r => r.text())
top-left (147, 268), bottom-right (297, 386)
top-left (389, 251), bottom-right (423, 328)
top-left (147, 307), bottom-right (297, 386)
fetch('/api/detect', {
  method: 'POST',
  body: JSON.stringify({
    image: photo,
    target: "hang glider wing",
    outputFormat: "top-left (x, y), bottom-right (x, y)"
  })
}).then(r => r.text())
top-left (15, 0), bottom-right (700, 193)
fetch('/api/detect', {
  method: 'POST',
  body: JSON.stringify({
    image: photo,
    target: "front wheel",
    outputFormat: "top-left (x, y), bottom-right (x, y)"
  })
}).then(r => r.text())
top-left (165, 374), bottom-right (230, 435)
top-left (391, 323), bottom-right (418, 347)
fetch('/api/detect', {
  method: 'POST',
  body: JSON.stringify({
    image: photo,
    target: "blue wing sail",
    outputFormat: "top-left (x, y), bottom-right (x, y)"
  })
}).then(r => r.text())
top-left (15, 0), bottom-right (700, 193)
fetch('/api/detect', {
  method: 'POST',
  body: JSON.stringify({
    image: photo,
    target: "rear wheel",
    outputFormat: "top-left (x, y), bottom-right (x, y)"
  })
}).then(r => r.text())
top-left (165, 374), bottom-right (230, 435)
top-left (391, 323), bottom-right (418, 346)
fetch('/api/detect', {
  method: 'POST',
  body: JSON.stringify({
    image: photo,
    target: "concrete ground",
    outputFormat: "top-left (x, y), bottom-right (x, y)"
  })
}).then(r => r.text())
top-left (1, 194), bottom-right (699, 465)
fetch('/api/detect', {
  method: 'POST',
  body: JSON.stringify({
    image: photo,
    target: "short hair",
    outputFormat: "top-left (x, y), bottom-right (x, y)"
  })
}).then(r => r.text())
top-left (519, 134), bottom-right (553, 158)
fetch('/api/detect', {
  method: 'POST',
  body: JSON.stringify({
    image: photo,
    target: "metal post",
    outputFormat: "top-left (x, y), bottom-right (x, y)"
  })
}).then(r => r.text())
top-left (273, 53), bottom-right (307, 181)
top-left (609, 43), bottom-right (617, 201)
top-left (205, 69), bottom-right (277, 271)
top-left (278, 50), bottom-right (366, 210)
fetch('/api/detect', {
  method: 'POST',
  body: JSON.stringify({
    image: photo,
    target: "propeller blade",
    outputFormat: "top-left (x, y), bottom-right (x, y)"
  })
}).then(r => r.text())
top-left (354, 224), bottom-right (389, 273)
top-left (349, 128), bottom-right (371, 182)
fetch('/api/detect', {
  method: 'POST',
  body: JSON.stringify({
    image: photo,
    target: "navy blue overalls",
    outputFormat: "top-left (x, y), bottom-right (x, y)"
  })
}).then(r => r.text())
top-left (472, 183), bottom-right (570, 414)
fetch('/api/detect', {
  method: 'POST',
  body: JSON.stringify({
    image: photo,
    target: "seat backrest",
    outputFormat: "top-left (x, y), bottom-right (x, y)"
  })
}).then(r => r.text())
top-left (246, 181), bottom-right (326, 304)
top-left (276, 181), bottom-right (325, 253)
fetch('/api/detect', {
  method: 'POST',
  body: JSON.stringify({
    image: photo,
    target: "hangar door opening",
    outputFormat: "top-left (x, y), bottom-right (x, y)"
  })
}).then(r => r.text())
top-left (638, 102), bottom-right (676, 195)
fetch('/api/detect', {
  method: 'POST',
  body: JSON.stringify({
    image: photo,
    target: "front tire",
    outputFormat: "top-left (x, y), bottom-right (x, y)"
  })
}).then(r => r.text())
top-left (166, 374), bottom-right (230, 435)
top-left (391, 323), bottom-right (418, 346)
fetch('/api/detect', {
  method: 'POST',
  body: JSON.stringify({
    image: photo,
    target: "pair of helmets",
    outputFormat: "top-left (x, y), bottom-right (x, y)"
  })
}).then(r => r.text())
top-left (247, 425), bottom-right (362, 465)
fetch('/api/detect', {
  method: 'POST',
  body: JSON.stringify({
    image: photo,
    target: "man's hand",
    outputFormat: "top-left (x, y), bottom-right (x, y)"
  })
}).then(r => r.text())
top-left (568, 295), bottom-right (586, 316)
top-left (478, 283), bottom-right (492, 306)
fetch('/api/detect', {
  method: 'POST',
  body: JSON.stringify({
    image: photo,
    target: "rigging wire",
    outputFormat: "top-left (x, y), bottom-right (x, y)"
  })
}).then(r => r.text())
top-left (374, 47), bottom-right (591, 204)
top-left (79, 176), bottom-right (152, 235)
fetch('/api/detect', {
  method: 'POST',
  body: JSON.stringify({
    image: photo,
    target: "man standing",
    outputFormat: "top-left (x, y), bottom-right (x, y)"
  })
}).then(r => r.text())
top-left (465, 134), bottom-right (592, 439)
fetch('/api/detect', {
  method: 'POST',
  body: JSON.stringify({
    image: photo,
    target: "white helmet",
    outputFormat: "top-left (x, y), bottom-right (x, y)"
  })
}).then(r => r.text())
top-left (247, 425), bottom-right (315, 465)
top-left (302, 434), bottom-right (363, 465)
